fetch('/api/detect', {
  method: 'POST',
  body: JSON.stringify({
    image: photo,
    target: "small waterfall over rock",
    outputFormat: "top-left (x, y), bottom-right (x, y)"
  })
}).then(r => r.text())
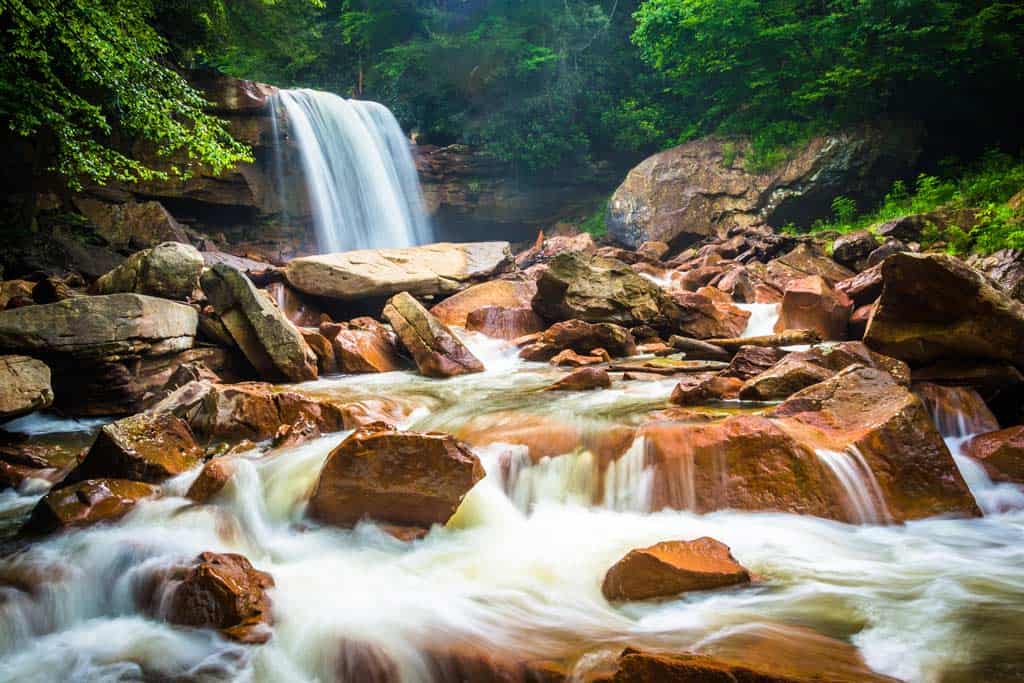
top-left (275, 89), bottom-right (433, 253)
top-left (814, 446), bottom-right (892, 524)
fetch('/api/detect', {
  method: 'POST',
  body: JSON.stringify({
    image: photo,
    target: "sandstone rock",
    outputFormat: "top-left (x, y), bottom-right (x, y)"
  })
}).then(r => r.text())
top-left (866, 239), bottom-right (908, 267)
top-left (157, 552), bottom-right (274, 644)
top-left (835, 263), bottom-right (883, 306)
top-left (0, 355), bottom-right (53, 421)
top-left (721, 346), bottom-right (788, 381)
top-left (465, 306), bottom-right (545, 340)
top-left (382, 292), bottom-right (484, 378)
top-left (970, 248), bottom-right (1024, 302)
top-left (546, 367), bottom-right (611, 391)
top-left (602, 537), bottom-right (750, 601)
top-left (864, 253), bottom-right (1024, 367)
top-left (913, 383), bottom-right (1000, 437)
top-left (608, 122), bottom-right (920, 248)
top-left (95, 242), bottom-right (203, 301)
top-left (1, 280), bottom-right (36, 309)
top-left (670, 373), bottom-right (743, 404)
top-left (64, 412), bottom-right (202, 485)
top-left (24, 479), bottom-right (159, 534)
top-left (522, 320), bottom-right (637, 362)
top-left (774, 275), bottom-right (852, 340)
top-left (831, 230), bottom-right (879, 270)
top-left (514, 232), bottom-right (596, 270)
top-left (767, 243), bottom-right (856, 289)
top-left (73, 198), bottom-right (189, 250)
top-left (300, 328), bottom-right (338, 375)
top-left (320, 321), bottom-right (405, 374)
top-left (31, 276), bottom-right (76, 304)
top-left (187, 457), bottom-right (238, 503)
top-left (429, 279), bottom-right (537, 327)
top-left (201, 263), bottom-right (318, 382)
top-left (548, 349), bottom-right (608, 367)
top-left (308, 425), bottom-right (485, 529)
top-left (964, 427), bottom-right (1024, 483)
top-left (0, 293), bottom-right (197, 362)
top-left (285, 242), bottom-right (512, 300)
top-left (715, 265), bottom-right (757, 302)
top-left (264, 281), bottom-right (325, 327)
top-left (670, 288), bottom-right (750, 339)
top-left (849, 302), bottom-right (875, 339)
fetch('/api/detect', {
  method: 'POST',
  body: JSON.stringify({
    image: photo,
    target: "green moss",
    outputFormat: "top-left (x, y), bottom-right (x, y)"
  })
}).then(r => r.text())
top-left (580, 199), bottom-right (609, 238)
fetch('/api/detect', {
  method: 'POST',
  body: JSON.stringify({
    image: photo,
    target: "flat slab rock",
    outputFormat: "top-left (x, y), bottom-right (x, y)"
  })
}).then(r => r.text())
top-left (284, 242), bottom-right (512, 300)
top-left (602, 537), bottom-right (750, 601)
top-left (0, 355), bottom-right (53, 421)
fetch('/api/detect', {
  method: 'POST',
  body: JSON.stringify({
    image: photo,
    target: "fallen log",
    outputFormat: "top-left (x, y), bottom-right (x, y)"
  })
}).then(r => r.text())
top-left (706, 329), bottom-right (821, 352)
top-left (668, 336), bottom-right (731, 361)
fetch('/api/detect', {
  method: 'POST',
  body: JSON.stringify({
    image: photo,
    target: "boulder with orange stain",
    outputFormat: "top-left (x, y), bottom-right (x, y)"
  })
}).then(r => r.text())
top-left (964, 426), bottom-right (1024, 483)
top-left (775, 275), bottom-right (853, 341)
top-left (430, 279), bottom-right (537, 328)
top-left (602, 537), bottom-right (750, 601)
top-left (320, 320), bottom-right (406, 374)
top-left (466, 306), bottom-right (545, 340)
top-left (25, 479), bottom-right (159, 534)
top-left (383, 292), bottom-right (485, 378)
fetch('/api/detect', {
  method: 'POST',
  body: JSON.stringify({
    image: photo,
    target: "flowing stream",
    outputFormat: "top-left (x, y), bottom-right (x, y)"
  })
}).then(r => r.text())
top-left (275, 90), bottom-right (433, 253)
top-left (2, 338), bottom-right (1024, 682)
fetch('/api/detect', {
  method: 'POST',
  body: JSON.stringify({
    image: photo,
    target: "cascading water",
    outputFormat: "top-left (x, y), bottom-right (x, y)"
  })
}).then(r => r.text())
top-left (813, 446), bottom-right (892, 524)
top-left (275, 89), bottom-right (433, 253)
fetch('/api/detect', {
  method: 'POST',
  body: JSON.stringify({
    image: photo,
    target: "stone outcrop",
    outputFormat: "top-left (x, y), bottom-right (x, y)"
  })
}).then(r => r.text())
top-left (94, 242), bottom-right (203, 301)
top-left (285, 242), bottom-right (513, 300)
top-left (607, 121), bottom-right (921, 248)
top-left (201, 263), bottom-right (318, 382)
top-left (308, 425), bottom-right (485, 530)
top-left (0, 355), bottom-right (53, 421)
top-left (24, 479), bottom-right (159, 534)
top-left (602, 538), bottom-right (750, 601)
top-left (864, 253), bottom-right (1024, 367)
top-left (382, 292), bottom-right (484, 378)
top-left (774, 275), bottom-right (852, 340)
top-left (72, 198), bottom-right (189, 251)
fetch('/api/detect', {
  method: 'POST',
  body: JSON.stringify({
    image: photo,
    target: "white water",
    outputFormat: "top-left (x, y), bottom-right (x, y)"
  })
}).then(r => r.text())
top-left (737, 302), bottom-right (780, 338)
top-left (814, 446), bottom-right (892, 524)
top-left (276, 89), bottom-right (432, 253)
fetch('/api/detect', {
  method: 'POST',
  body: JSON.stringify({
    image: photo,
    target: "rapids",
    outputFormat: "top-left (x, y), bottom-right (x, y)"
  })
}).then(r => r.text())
top-left (2, 335), bottom-right (1024, 682)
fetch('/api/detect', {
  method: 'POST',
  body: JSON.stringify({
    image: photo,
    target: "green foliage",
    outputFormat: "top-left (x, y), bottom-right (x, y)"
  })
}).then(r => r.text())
top-left (0, 0), bottom-right (252, 189)
top-left (579, 200), bottom-right (609, 237)
top-left (831, 196), bottom-right (858, 224)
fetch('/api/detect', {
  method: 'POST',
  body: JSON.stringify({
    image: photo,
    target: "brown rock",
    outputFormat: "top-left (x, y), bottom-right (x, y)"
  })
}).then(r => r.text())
top-left (767, 244), bottom-right (856, 289)
top-left (774, 275), bottom-right (852, 340)
top-left (0, 355), bottom-right (53, 421)
top-left (546, 367), bottom-right (611, 391)
top-left (466, 306), bottom-right (545, 340)
top-left (265, 281), bottom-right (324, 327)
top-left (321, 321), bottom-right (405, 374)
top-left (721, 346), bottom-right (788, 381)
top-left (382, 292), bottom-right (484, 378)
top-left (832, 230), bottom-right (879, 269)
top-left (515, 232), bottom-right (596, 270)
top-left (964, 427), bottom-right (1024, 483)
top-left (670, 373), bottom-right (743, 405)
top-left (849, 302), bottom-right (875, 338)
top-left (669, 289), bottom-right (750, 339)
top-left (25, 479), bottom-right (159, 534)
top-left (300, 328), bottom-right (338, 375)
top-left (308, 425), bottom-right (485, 529)
top-left (95, 242), bottom-right (203, 301)
top-left (549, 349), bottom-right (606, 367)
top-left (187, 457), bottom-right (238, 503)
top-left (532, 320), bottom-right (637, 359)
top-left (430, 279), bottom-right (537, 328)
top-left (1, 280), bottom-right (36, 309)
top-left (914, 383), bottom-right (1000, 436)
top-left (602, 537), bottom-right (750, 601)
top-left (73, 198), bottom-right (189, 250)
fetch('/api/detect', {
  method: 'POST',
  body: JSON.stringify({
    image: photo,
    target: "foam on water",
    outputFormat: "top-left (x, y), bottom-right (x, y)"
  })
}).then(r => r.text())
top-left (736, 302), bottom-right (780, 337)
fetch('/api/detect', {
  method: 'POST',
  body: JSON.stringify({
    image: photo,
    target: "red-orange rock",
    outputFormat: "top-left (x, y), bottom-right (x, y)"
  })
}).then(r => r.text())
top-left (547, 367), bottom-right (612, 391)
top-left (550, 349), bottom-right (606, 367)
top-left (308, 425), bottom-right (485, 529)
top-left (300, 327), bottom-right (338, 375)
top-left (383, 292), bottom-right (484, 378)
top-left (721, 345), bottom-right (788, 381)
top-left (602, 537), bottom-right (750, 601)
top-left (430, 279), bottom-right (538, 327)
top-left (964, 426), bottom-right (1024, 482)
top-left (25, 479), bottom-right (159, 534)
top-left (320, 321), bottom-right (406, 374)
top-left (187, 457), bottom-right (238, 503)
top-left (775, 275), bottom-right (853, 341)
top-left (670, 373), bottom-right (743, 404)
top-left (670, 288), bottom-right (750, 339)
top-left (466, 306), bottom-right (545, 340)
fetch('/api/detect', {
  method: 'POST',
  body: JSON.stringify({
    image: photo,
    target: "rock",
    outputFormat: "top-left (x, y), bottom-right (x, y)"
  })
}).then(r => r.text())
top-left (382, 292), bottom-right (484, 378)
top-left (767, 244), bottom-right (856, 289)
top-left (64, 412), bottom-right (202, 485)
top-left (152, 380), bottom-right (348, 442)
top-left (94, 242), bottom-right (203, 301)
top-left (187, 457), bottom-right (238, 503)
top-left (548, 349), bottom-right (608, 367)
top-left (670, 373), bottom-right (743, 404)
top-left (964, 427), bottom-right (1024, 483)
top-left (300, 328), bottom-right (338, 375)
top-left (320, 321), bottom-right (405, 374)
top-left (0, 355), bottom-right (53, 421)
top-left (914, 383), bottom-right (1000, 437)
top-left (264, 281), bottom-right (325, 327)
top-left (714, 265), bottom-right (757, 302)
top-left (849, 302), bottom-right (875, 338)
top-left (285, 242), bottom-right (512, 300)
top-left (156, 552), bottom-right (274, 644)
top-left (970, 248), bottom-right (1024, 302)
top-left (670, 288), bottom-right (750, 339)
top-left (835, 263), bottom-right (883, 306)
top-left (24, 479), bottom-right (159, 534)
top-left (1, 280), bottom-right (36, 309)
top-left (865, 239), bottom-right (908, 267)
top-left (532, 252), bottom-right (676, 329)
top-left (707, 329), bottom-right (821, 352)
top-left (0, 293), bottom-right (197, 362)
top-left (31, 276), bottom-right (76, 304)
top-left (308, 425), bottom-right (485, 529)
top-left (201, 263), bottom-right (318, 383)
top-left (465, 306), bottom-right (545, 340)
top-left (430, 279), bottom-right (537, 327)
top-left (832, 230), bottom-right (879, 269)
top-left (610, 358), bottom-right (728, 376)
top-left (271, 415), bottom-right (322, 450)
top-left (608, 122), bottom-right (920, 248)
top-left (514, 232), bottom-right (596, 270)
top-left (875, 214), bottom-right (928, 242)
top-left (521, 320), bottom-right (637, 362)
top-left (602, 537), bottom-right (750, 601)
top-left (546, 367), bottom-right (611, 391)
top-left (774, 275), bottom-right (853, 340)
top-left (864, 253), bottom-right (1024, 367)
top-left (721, 346), bottom-right (788, 381)
top-left (73, 198), bottom-right (189, 250)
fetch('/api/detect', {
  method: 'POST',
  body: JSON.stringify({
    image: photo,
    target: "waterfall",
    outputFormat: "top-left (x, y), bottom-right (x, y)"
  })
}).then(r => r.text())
top-left (736, 303), bottom-right (780, 337)
top-left (814, 446), bottom-right (892, 524)
top-left (275, 89), bottom-right (433, 253)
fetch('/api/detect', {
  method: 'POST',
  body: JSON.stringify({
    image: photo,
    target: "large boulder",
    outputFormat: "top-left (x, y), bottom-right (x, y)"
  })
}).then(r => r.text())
top-left (320, 320), bottom-right (406, 374)
top-left (465, 306), bottom-right (545, 341)
top-left (382, 292), bottom-right (484, 378)
top-left (95, 242), bottom-right (203, 301)
top-left (774, 275), bottom-right (852, 340)
top-left (766, 243), bottom-right (856, 289)
top-left (284, 242), bottom-right (512, 300)
top-left (864, 253), bottom-right (1024, 367)
top-left (64, 412), bottom-right (202, 484)
top-left (72, 198), bottom-right (189, 250)
top-left (518, 319), bottom-right (636, 362)
top-left (429, 279), bottom-right (537, 327)
top-left (0, 293), bottom-right (197, 362)
top-left (201, 263), bottom-right (318, 383)
top-left (607, 122), bottom-right (920, 248)
top-left (24, 479), bottom-right (159, 534)
top-left (602, 538), bottom-right (750, 601)
top-left (0, 355), bottom-right (53, 421)
top-left (670, 287), bottom-right (750, 339)
top-left (308, 425), bottom-right (485, 530)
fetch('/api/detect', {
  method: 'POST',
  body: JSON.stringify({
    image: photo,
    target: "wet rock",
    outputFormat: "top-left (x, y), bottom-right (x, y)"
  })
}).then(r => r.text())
top-left (864, 253), bottom-right (1024, 367)
top-left (767, 243), bottom-right (856, 289)
top-left (424, 644), bottom-right (570, 683)
top-left (964, 427), bottom-right (1024, 483)
top-left (73, 198), bottom-right (189, 250)
top-left (715, 265), bottom-right (757, 303)
top-left (186, 457), bottom-right (238, 503)
top-left (285, 242), bottom-right (513, 300)
top-left (849, 302), bottom-right (875, 339)
top-left (201, 263), bottom-right (318, 383)
top-left (430, 279), bottom-right (537, 328)
top-left (0, 355), bottom-right (53, 421)
top-left (158, 552), bottom-right (274, 644)
top-left (866, 239), bottom-right (908, 267)
top-left (94, 242), bottom-right (203, 301)
top-left (546, 367), bottom-right (611, 391)
top-left (637, 241), bottom-right (670, 261)
top-left (466, 306), bottom-right (545, 340)
top-left (549, 349), bottom-right (609, 367)
top-left (320, 321), bottom-right (406, 374)
top-left (970, 248), bottom-right (1024, 302)
top-left (774, 275), bottom-right (852, 340)
top-left (31, 276), bottom-right (77, 304)
top-left (24, 479), bottom-right (159, 534)
top-left (300, 328), bottom-right (338, 375)
top-left (65, 412), bottom-right (203, 484)
top-left (514, 232), bottom-right (596, 270)
top-left (382, 292), bottom-right (484, 378)
top-left (521, 320), bottom-right (637, 362)
top-left (670, 373), bottom-right (743, 404)
top-left (835, 263), bottom-right (883, 306)
top-left (832, 230), bottom-right (879, 270)
top-left (264, 281), bottom-right (325, 327)
top-left (308, 425), bottom-right (485, 529)
top-left (914, 383), bottom-right (1000, 436)
top-left (602, 537), bottom-right (750, 601)
top-left (721, 346), bottom-right (788, 381)
top-left (1, 280), bottom-right (36, 309)
top-left (670, 287), bottom-right (750, 339)
top-left (0, 293), bottom-right (197, 362)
